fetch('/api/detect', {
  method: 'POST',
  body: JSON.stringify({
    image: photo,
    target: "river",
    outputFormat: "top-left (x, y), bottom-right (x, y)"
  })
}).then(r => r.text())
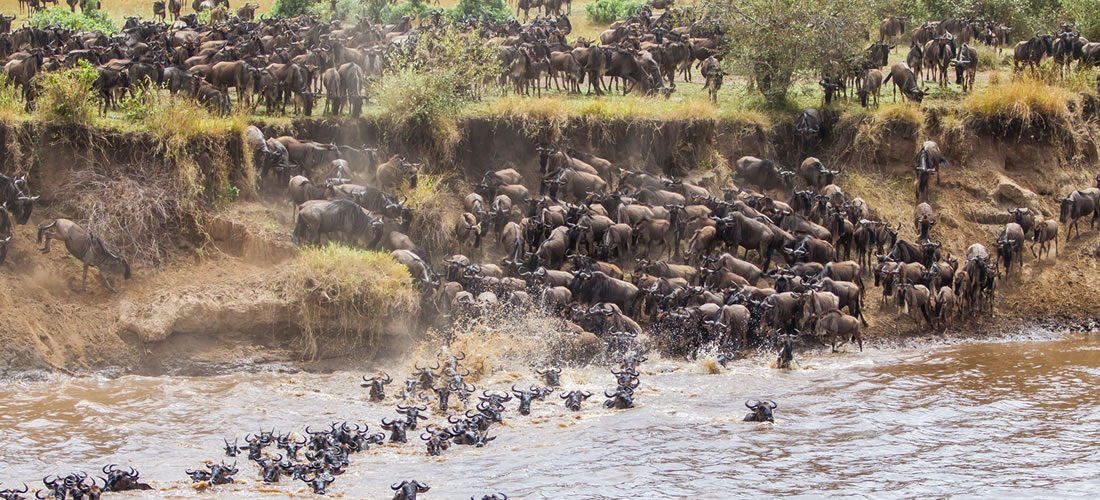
top-left (0, 332), bottom-right (1096, 498)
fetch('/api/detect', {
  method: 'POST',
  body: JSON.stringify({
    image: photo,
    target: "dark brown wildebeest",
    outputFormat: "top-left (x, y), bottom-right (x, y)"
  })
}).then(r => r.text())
top-left (867, 41), bottom-right (893, 68)
top-left (338, 62), bottom-right (365, 117)
top-left (906, 42), bottom-right (924, 83)
top-left (376, 155), bottom-right (418, 191)
top-left (1031, 219), bottom-right (1058, 260)
top-left (883, 62), bottom-right (928, 103)
top-left (815, 277), bottom-right (867, 326)
top-left (236, 2), bottom-right (256, 21)
top-left (734, 156), bottom-right (786, 192)
top-left (152, 1), bottom-right (165, 21)
top-left (1009, 207), bottom-right (1036, 239)
top-left (37, 219), bottom-right (131, 292)
top-left (572, 271), bottom-right (643, 316)
top-left (4, 48), bottom-right (43, 104)
top-left (700, 56), bottom-right (723, 103)
top-left (797, 157), bottom-right (837, 189)
top-left (924, 36), bottom-right (956, 87)
top-left (277, 136), bottom-right (340, 173)
top-left (880, 16), bottom-right (906, 46)
top-left (1057, 189), bottom-right (1098, 241)
top-left (795, 108), bottom-right (822, 152)
top-left (916, 140), bottom-right (946, 186)
top-left (912, 22), bottom-right (938, 48)
top-left (951, 42), bottom-right (978, 92)
top-left (210, 60), bottom-right (255, 106)
top-left (995, 222), bottom-right (1025, 275)
top-left (322, 67), bottom-right (342, 115)
top-left (292, 199), bottom-right (384, 248)
top-left (548, 51), bottom-right (582, 93)
top-left (1014, 34), bottom-right (1053, 73)
top-left (287, 175), bottom-right (327, 214)
top-left (168, 0), bottom-right (182, 19)
top-left (857, 67), bottom-right (883, 108)
top-left (571, 45), bottom-right (606, 96)
top-left (93, 66), bottom-right (128, 115)
top-left (1051, 31), bottom-right (1080, 78)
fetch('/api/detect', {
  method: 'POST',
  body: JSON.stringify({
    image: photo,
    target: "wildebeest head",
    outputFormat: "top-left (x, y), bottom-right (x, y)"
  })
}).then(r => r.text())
top-left (744, 400), bottom-right (777, 422)
top-left (535, 366), bottom-right (562, 387)
top-left (560, 390), bottom-right (592, 411)
top-left (0, 483), bottom-right (28, 500)
top-left (360, 373), bottom-right (393, 401)
top-left (91, 235), bottom-right (131, 280)
top-left (391, 479), bottom-right (430, 500)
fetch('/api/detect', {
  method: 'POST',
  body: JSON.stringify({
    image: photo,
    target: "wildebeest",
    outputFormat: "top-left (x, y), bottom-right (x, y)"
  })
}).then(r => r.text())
top-left (915, 141), bottom-right (946, 186)
top-left (795, 108), bottom-right (822, 151)
top-left (1031, 219), bottom-right (1058, 260)
top-left (292, 200), bottom-right (384, 247)
top-left (952, 43), bottom-right (978, 92)
top-left (734, 156), bottom-right (785, 192)
top-left (743, 400), bottom-right (776, 422)
top-left (995, 222), bottom-right (1025, 275)
top-left (857, 67), bottom-right (883, 108)
top-left (700, 56), bottom-right (723, 103)
top-left (37, 219), bottom-right (132, 292)
top-left (880, 16), bottom-right (906, 46)
top-left (1057, 189), bottom-right (1098, 241)
top-left (1014, 33), bottom-right (1053, 73)
top-left (883, 62), bottom-right (928, 103)
top-left (391, 480), bottom-right (430, 500)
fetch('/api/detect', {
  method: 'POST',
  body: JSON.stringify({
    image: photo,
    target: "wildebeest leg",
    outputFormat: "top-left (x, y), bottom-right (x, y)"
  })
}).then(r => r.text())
top-left (81, 263), bottom-right (90, 291)
top-left (98, 269), bottom-right (118, 293)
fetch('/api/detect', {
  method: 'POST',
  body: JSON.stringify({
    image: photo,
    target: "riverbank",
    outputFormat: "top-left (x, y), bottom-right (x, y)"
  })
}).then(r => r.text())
top-left (2, 91), bottom-right (1100, 377)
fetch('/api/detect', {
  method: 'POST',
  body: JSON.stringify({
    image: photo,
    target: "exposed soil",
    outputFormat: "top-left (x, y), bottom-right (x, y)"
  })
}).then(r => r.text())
top-left (2, 104), bottom-right (1099, 378)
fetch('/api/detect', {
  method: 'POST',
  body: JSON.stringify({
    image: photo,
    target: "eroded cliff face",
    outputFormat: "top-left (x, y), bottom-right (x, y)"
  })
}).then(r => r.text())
top-left (2, 106), bottom-right (1099, 377)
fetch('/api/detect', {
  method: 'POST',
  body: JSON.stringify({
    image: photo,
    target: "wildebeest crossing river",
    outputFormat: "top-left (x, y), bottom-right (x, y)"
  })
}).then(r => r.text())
top-left (0, 332), bottom-right (1096, 498)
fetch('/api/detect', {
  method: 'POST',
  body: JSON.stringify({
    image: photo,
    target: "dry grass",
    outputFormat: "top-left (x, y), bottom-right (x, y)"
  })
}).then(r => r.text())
top-left (836, 102), bottom-right (924, 161)
top-left (399, 173), bottom-right (461, 259)
top-left (277, 244), bottom-right (419, 359)
top-left (961, 78), bottom-right (1071, 141)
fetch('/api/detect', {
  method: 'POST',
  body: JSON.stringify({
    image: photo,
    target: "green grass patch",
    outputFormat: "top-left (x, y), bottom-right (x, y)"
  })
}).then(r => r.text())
top-left (278, 244), bottom-right (420, 359)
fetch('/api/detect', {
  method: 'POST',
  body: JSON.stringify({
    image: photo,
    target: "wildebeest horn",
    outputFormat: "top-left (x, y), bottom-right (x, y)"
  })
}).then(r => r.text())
top-left (745, 400), bottom-right (757, 409)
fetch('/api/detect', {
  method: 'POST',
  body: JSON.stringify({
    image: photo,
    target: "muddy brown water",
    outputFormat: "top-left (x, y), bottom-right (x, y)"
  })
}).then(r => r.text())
top-left (0, 333), bottom-right (1096, 498)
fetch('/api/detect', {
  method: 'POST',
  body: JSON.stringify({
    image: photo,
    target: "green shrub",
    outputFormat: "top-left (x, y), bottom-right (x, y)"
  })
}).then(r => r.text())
top-left (380, 0), bottom-right (431, 25)
top-left (29, 6), bottom-right (116, 34)
top-left (585, 0), bottom-right (642, 24)
top-left (34, 60), bottom-right (99, 125)
top-left (446, 0), bottom-right (512, 23)
top-left (270, 0), bottom-right (314, 18)
top-left (373, 26), bottom-right (501, 153)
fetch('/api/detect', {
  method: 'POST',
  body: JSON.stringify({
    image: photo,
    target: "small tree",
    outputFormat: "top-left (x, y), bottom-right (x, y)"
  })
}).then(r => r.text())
top-left (701, 0), bottom-right (873, 107)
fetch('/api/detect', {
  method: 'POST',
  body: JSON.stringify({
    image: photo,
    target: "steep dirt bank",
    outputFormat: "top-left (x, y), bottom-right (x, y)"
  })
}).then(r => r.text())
top-left (3, 102), bottom-right (1100, 377)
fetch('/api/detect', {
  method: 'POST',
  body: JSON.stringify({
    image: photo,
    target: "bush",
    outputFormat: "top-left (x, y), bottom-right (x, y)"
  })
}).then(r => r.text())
top-left (380, 0), bottom-right (431, 25)
top-left (278, 244), bottom-right (419, 359)
top-left (29, 6), bottom-right (116, 34)
top-left (585, 0), bottom-right (642, 24)
top-left (34, 60), bottom-right (99, 126)
top-left (446, 0), bottom-right (512, 23)
top-left (373, 26), bottom-right (501, 154)
top-left (270, 0), bottom-right (314, 18)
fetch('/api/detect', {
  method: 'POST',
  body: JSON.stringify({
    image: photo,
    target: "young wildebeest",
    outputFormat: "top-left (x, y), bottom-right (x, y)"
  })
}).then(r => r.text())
top-left (1031, 219), bottom-right (1058, 261)
top-left (857, 67), bottom-right (883, 108)
top-left (883, 62), bottom-right (928, 103)
top-left (37, 219), bottom-right (131, 292)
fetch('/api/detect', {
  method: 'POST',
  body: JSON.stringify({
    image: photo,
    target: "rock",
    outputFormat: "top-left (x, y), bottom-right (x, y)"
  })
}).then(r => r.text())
top-left (993, 174), bottom-right (1041, 212)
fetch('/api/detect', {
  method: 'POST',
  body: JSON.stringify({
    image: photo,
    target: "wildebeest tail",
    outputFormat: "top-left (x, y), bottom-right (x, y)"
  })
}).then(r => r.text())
top-left (883, 71), bottom-right (893, 85)
top-left (291, 211), bottom-right (305, 244)
top-left (36, 219), bottom-right (56, 244)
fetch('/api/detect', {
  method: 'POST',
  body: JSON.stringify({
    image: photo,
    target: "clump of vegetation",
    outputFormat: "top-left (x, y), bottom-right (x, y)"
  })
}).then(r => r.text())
top-left (0, 75), bottom-right (25, 124)
top-left (29, 6), bottom-right (116, 34)
top-left (962, 78), bottom-right (1070, 138)
top-left (278, 244), bottom-right (419, 359)
top-left (399, 174), bottom-right (461, 258)
top-left (373, 26), bottom-right (500, 157)
top-left (34, 60), bottom-right (99, 126)
top-left (446, 0), bottom-right (512, 23)
top-left (586, 0), bottom-right (643, 24)
top-left (701, 0), bottom-right (872, 107)
top-left (270, 0), bottom-right (313, 18)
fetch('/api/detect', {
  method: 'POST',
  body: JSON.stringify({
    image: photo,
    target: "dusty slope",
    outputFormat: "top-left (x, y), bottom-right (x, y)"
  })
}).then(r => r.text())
top-left (2, 108), bottom-right (1100, 377)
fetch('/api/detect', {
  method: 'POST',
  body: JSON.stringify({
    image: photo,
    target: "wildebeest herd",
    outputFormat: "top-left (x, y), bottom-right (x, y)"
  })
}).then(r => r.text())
top-left (250, 106), bottom-right (1100, 366)
top-left (0, 350), bottom-right (664, 498)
